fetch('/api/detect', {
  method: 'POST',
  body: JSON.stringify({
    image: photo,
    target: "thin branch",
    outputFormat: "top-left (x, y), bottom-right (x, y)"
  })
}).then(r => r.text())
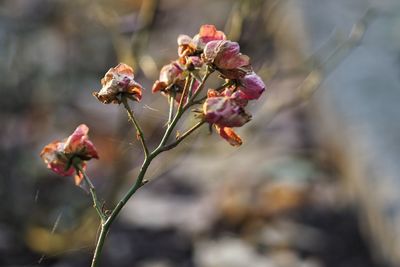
top-left (75, 165), bottom-right (106, 222)
top-left (89, 65), bottom-right (213, 267)
top-left (177, 75), bottom-right (191, 113)
top-left (184, 66), bottom-right (213, 110)
top-left (121, 97), bottom-right (149, 158)
top-left (192, 81), bottom-right (232, 105)
top-left (161, 121), bottom-right (205, 152)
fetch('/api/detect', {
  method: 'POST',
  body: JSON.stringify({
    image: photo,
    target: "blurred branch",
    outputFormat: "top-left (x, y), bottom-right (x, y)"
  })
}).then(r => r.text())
top-left (130, 0), bottom-right (160, 77)
top-left (264, 8), bottom-right (377, 123)
top-left (224, 0), bottom-right (265, 41)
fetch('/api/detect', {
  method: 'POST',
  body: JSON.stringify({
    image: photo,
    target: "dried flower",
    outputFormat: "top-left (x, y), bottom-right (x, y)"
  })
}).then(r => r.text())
top-left (64, 124), bottom-right (99, 160)
top-left (93, 63), bottom-right (143, 104)
top-left (152, 61), bottom-right (199, 103)
top-left (40, 124), bottom-right (98, 185)
top-left (203, 40), bottom-right (251, 79)
top-left (203, 96), bottom-right (251, 128)
top-left (152, 61), bottom-right (184, 93)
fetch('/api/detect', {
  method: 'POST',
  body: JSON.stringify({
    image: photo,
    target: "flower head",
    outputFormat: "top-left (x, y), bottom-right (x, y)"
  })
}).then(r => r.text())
top-left (40, 124), bottom-right (98, 185)
top-left (93, 63), bottom-right (143, 104)
top-left (203, 40), bottom-right (251, 79)
top-left (177, 24), bottom-right (226, 61)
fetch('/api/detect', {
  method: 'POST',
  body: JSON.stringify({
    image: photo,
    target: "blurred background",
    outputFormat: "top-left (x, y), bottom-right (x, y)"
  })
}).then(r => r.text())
top-left (1, 0), bottom-right (400, 266)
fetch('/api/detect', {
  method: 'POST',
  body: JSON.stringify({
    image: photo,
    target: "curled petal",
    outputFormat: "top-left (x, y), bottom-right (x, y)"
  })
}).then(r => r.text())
top-left (64, 124), bottom-right (99, 159)
top-left (223, 88), bottom-right (249, 107)
top-left (219, 53), bottom-right (250, 71)
top-left (81, 139), bottom-right (99, 160)
top-left (192, 24), bottom-right (226, 50)
top-left (203, 40), bottom-right (225, 63)
top-left (215, 126), bottom-right (243, 146)
top-left (238, 73), bottom-right (266, 100)
top-left (203, 40), bottom-right (251, 79)
top-left (152, 80), bottom-right (168, 93)
top-left (199, 25), bottom-right (226, 40)
top-left (113, 62), bottom-right (134, 76)
top-left (64, 124), bottom-right (89, 153)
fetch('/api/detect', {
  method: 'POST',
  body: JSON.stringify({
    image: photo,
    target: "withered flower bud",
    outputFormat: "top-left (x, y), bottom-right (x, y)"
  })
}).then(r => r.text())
top-left (93, 63), bottom-right (143, 104)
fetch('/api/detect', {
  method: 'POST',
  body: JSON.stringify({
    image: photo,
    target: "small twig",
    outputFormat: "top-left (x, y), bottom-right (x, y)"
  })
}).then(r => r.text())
top-left (186, 75), bottom-right (196, 105)
top-left (177, 75), bottom-right (191, 113)
top-left (184, 66), bottom-right (213, 110)
top-left (168, 95), bottom-right (175, 126)
top-left (121, 96), bottom-right (149, 158)
top-left (161, 121), bottom-right (205, 151)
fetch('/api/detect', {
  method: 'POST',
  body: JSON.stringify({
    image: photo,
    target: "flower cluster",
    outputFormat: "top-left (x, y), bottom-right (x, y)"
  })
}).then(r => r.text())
top-left (40, 124), bottom-right (98, 185)
top-left (152, 24), bottom-right (266, 146)
top-left (40, 25), bottom-right (267, 266)
top-left (40, 24), bottom-right (266, 185)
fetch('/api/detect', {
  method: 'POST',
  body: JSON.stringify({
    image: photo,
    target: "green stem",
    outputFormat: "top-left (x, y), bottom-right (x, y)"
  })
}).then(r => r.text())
top-left (168, 95), bottom-right (174, 126)
top-left (90, 225), bottom-right (107, 267)
top-left (75, 165), bottom-right (106, 222)
top-left (121, 97), bottom-right (149, 158)
top-left (183, 66), bottom-right (213, 110)
top-left (158, 75), bottom-right (193, 148)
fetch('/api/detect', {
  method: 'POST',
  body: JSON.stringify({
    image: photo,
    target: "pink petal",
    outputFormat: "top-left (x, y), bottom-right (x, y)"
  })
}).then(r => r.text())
top-left (239, 73), bottom-right (266, 100)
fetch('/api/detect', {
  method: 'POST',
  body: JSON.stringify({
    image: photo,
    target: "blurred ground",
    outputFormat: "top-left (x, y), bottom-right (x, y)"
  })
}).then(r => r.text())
top-left (0, 0), bottom-right (386, 266)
